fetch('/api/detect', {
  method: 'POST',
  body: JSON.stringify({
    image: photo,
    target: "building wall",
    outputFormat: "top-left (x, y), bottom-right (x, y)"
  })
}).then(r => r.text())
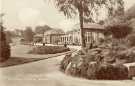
top-left (59, 31), bottom-right (81, 45)
top-left (51, 35), bottom-right (61, 44)
top-left (43, 34), bottom-right (63, 44)
top-left (60, 34), bottom-right (72, 44)
top-left (43, 29), bottom-right (104, 46)
top-left (43, 35), bottom-right (51, 44)
top-left (85, 31), bottom-right (104, 45)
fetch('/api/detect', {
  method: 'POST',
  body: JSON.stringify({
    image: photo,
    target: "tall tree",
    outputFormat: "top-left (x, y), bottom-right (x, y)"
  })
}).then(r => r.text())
top-left (53, 0), bottom-right (124, 47)
top-left (0, 13), bottom-right (10, 62)
top-left (35, 25), bottom-right (53, 34)
top-left (23, 27), bottom-right (34, 42)
top-left (5, 31), bottom-right (13, 43)
top-left (105, 23), bottom-right (132, 39)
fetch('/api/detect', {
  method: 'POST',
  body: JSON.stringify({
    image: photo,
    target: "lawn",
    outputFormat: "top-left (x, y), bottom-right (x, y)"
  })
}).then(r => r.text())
top-left (0, 44), bottom-right (72, 67)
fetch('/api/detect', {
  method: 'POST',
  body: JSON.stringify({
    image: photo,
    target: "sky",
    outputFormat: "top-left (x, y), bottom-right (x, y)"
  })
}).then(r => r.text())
top-left (0, 0), bottom-right (135, 32)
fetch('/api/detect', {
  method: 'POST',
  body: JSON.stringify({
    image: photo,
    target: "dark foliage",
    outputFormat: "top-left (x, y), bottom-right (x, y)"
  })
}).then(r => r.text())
top-left (95, 64), bottom-right (128, 80)
top-left (22, 27), bottom-right (34, 42)
top-left (116, 47), bottom-right (135, 63)
top-left (105, 24), bottom-right (133, 39)
top-left (35, 25), bottom-right (53, 34)
top-left (5, 31), bottom-right (12, 43)
top-left (0, 26), bottom-right (10, 62)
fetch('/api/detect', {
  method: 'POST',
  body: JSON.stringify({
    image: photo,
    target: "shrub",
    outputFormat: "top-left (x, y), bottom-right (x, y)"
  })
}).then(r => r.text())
top-left (127, 34), bottom-right (135, 47)
top-left (105, 24), bottom-right (132, 39)
top-left (87, 62), bottom-right (99, 79)
top-left (29, 46), bottom-right (70, 54)
top-left (64, 54), bottom-right (87, 77)
top-left (95, 64), bottom-right (128, 80)
top-left (120, 47), bottom-right (135, 63)
top-left (22, 27), bottom-right (34, 42)
top-left (63, 49), bottom-right (103, 78)
top-left (0, 26), bottom-right (10, 62)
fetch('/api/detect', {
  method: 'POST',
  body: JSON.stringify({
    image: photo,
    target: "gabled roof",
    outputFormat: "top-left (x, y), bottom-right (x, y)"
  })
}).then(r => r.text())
top-left (67, 23), bottom-right (105, 34)
top-left (34, 34), bottom-right (43, 37)
top-left (83, 23), bottom-right (105, 30)
top-left (44, 29), bottom-right (65, 35)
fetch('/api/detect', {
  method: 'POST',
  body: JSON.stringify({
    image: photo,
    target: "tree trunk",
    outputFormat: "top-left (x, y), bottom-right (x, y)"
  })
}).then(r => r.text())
top-left (79, 3), bottom-right (86, 48)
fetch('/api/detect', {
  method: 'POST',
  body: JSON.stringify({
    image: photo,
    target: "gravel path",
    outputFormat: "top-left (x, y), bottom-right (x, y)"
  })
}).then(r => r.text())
top-left (0, 55), bottom-right (135, 86)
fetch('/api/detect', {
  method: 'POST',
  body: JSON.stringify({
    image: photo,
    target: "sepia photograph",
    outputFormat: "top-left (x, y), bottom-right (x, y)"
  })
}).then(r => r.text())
top-left (1, 0), bottom-right (135, 86)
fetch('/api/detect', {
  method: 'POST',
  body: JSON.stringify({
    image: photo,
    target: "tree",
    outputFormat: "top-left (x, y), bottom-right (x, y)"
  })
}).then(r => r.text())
top-left (5, 31), bottom-right (13, 44)
top-left (53, 0), bottom-right (124, 48)
top-left (35, 25), bottom-right (53, 34)
top-left (22, 27), bottom-right (34, 42)
top-left (105, 23), bottom-right (132, 39)
top-left (0, 25), bottom-right (10, 62)
top-left (13, 29), bottom-right (23, 37)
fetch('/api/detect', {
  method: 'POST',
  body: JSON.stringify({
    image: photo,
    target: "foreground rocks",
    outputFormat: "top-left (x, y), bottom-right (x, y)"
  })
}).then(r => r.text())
top-left (61, 47), bottom-right (130, 80)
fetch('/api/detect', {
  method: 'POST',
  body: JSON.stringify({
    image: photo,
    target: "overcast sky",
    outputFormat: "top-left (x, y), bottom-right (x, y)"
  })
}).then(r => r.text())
top-left (0, 0), bottom-right (135, 31)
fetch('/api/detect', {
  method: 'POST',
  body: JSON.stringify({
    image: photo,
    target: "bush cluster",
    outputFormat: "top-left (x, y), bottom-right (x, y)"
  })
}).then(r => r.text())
top-left (29, 46), bottom-right (70, 54)
top-left (127, 34), bottom-right (135, 47)
top-left (95, 64), bottom-right (128, 80)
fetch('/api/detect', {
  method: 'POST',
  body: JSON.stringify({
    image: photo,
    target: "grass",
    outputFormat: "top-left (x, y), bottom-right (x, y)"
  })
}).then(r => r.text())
top-left (0, 44), bottom-right (73, 68)
top-left (0, 57), bottom-right (42, 68)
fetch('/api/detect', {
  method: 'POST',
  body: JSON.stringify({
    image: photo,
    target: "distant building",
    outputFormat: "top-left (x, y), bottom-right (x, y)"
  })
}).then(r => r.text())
top-left (60, 31), bottom-right (81, 45)
top-left (43, 29), bottom-right (65, 44)
top-left (42, 23), bottom-right (105, 46)
top-left (83, 23), bottom-right (105, 46)
top-left (33, 34), bottom-right (43, 43)
top-left (60, 23), bottom-right (105, 46)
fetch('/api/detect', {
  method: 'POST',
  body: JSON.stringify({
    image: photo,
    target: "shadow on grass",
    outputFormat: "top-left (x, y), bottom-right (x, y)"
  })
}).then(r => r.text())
top-left (0, 57), bottom-right (43, 68)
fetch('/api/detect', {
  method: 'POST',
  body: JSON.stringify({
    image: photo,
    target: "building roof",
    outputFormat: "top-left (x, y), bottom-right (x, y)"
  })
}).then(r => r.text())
top-left (34, 34), bottom-right (43, 38)
top-left (67, 23), bottom-right (105, 34)
top-left (83, 23), bottom-right (105, 30)
top-left (44, 29), bottom-right (65, 35)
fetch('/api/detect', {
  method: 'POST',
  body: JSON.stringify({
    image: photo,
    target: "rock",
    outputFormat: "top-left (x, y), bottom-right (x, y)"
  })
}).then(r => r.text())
top-left (87, 62), bottom-right (99, 79)
top-left (95, 64), bottom-right (128, 80)
top-left (60, 46), bottom-right (129, 80)
top-left (64, 53), bottom-right (88, 77)
top-left (65, 62), bottom-right (81, 77)
top-left (60, 54), bottom-right (72, 71)
top-left (113, 64), bottom-right (129, 80)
